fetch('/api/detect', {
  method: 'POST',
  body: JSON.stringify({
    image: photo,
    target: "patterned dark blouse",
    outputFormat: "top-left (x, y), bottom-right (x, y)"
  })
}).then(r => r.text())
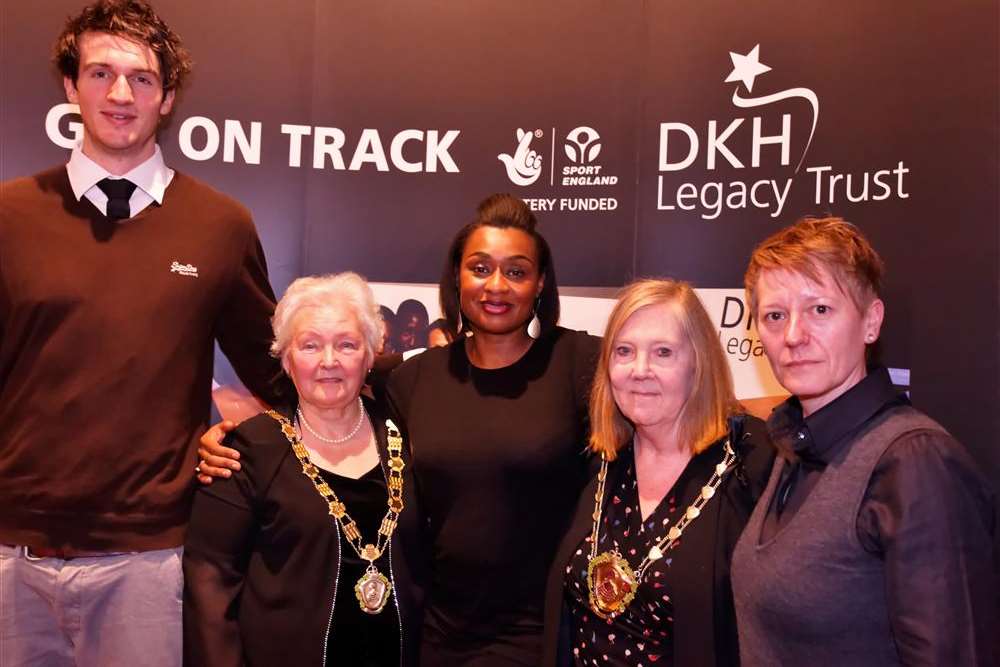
top-left (564, 442), bottom-right (733, 667)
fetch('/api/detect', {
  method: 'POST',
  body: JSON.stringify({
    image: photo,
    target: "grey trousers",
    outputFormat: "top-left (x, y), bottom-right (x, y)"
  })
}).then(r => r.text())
top-left (0, 544), bottom-right (183, 667)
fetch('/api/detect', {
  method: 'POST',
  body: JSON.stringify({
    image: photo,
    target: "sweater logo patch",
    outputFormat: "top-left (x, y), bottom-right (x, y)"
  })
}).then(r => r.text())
top-left (170, 261), bottom-right (199, 278)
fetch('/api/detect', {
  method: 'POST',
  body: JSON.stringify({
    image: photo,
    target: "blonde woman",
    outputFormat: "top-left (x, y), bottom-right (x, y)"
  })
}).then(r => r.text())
top-left (543, 279), bottom-right (774, 667)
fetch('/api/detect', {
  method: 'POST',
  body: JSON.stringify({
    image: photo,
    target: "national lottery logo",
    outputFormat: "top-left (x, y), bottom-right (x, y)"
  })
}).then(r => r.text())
top-left (497, 126), bottom-right (618, 188)
top-left (657, 44), bottom-right (909, 220)
top-left (499, 125), bottom-right (620, 213)
top-left (498, 128), bottom-right (543, 186)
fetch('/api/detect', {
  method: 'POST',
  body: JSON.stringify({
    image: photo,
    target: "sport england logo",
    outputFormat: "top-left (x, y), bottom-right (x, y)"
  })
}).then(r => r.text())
top-left (656, 44), bottom-right (909, 220)
top-left (498, 128), bottom-right (543, 186)
top-left (498, 125), bottom-right (620, 213)
top-left (564, 126), bottom-right (601, 164)
top-left (561, 126), bottom-right (617, 186)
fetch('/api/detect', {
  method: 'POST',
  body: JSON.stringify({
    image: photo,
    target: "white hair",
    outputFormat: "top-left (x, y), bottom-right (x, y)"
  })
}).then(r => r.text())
top-left (271, 272), bottom-right (385, 367)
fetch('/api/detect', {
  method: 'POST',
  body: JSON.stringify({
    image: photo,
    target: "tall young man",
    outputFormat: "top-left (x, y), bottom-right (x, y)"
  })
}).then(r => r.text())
top-left (0, 1), bottom-right (282, 663)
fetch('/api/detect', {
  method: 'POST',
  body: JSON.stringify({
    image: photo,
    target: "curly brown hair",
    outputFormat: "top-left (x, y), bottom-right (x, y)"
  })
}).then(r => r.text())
top-left (54, 0), bottom-right (192, 91)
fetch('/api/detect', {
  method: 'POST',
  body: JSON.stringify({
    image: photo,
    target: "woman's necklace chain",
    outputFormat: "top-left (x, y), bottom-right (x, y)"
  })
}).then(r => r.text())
top-left (586, 439), bottom-right (737, 620)
top-left (296, 397), bottom-right (365, 444)
top-left (266, 408), bottom-right (406, 615)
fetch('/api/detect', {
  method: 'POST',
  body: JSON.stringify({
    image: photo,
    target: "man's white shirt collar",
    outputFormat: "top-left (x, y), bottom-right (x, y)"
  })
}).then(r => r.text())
top-left (66, 144), bottom-right (175, 219)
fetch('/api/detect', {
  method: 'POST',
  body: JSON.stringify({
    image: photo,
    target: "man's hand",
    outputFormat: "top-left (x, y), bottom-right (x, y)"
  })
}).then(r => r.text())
top-left (196, 420), bottom-right (239, 485)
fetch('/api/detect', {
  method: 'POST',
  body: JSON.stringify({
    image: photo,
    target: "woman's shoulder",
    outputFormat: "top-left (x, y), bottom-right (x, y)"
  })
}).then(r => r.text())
top-left (735, 413), bottom-right (772, 448)
top-left (227, 408), bottom-right (297, 461)
top-left (551, 326), bottom-right (601, 352)
top-left (728, 412), bottom-right (777, 498)
top-left (391, 342), bottom-right (451, 379)
top-left (368, 352), bottom-right (404, 397)
top-left (547, 326), bottom-right (601, 376)
top-left (384, 344), bottom-right (466, 425)
top-left (362, 394), bottom-right (400, 434)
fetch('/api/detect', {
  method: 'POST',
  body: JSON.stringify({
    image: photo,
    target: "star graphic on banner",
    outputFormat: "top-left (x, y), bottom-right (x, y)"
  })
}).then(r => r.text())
top-left (725, 44), bottom-right (772, 92)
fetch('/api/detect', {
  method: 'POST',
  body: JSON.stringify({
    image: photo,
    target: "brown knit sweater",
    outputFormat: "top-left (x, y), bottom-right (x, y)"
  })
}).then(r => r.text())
top-left (0, 165), bottom-right (283, 552)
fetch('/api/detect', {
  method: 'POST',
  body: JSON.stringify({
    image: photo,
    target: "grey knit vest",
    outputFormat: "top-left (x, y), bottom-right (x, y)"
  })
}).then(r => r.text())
top-left (731, 406), bottom-right (946, 666)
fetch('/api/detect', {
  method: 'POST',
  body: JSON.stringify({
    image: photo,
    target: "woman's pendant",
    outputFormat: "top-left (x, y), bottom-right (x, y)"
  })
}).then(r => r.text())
top-left (355, 564), bottom-right (391, 614)
top-left (587, 551), bottom-right (638, 619)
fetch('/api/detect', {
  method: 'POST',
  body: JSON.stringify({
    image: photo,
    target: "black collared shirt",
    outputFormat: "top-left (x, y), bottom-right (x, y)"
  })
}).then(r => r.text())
top-left (761, 367), bottom-right (997, 665)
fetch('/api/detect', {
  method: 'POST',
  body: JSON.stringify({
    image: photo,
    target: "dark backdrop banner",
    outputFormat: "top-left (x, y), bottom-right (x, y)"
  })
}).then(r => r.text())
top-left (1, 1), bottom-right (997, 482)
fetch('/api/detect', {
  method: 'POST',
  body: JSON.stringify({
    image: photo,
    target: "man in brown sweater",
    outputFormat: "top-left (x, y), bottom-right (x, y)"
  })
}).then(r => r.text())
top-left (0, 2), bottom-right (282, 664)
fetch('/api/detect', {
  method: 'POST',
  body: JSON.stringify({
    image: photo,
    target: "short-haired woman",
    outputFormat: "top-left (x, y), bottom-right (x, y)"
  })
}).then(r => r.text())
top-left (732, 217), bottom-right (996, 665)
top-left (543, 278), bottom-right (774, 667)
top-left (183, 273), bottom-right (424, 666)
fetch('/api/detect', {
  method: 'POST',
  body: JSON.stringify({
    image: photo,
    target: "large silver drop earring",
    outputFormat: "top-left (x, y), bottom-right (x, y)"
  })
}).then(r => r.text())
top-left (455, 289), bottom-right (463, 334)
top-left (527, 295), bottom-right (542, 339)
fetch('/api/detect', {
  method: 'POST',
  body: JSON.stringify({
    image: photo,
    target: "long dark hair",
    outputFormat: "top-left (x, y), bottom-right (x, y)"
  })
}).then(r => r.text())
top-left (439, 193), bottom-right (560, 337)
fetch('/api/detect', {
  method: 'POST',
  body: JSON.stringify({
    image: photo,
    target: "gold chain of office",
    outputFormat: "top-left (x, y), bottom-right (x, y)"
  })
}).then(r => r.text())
top-left (267, 409), bottom-right (406, 614)
top-left (586, 439), bottom-right (736, 620)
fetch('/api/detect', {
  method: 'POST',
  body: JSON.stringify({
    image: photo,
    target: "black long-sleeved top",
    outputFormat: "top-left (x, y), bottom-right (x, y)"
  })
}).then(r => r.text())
top-left (760, 367), bottom-right (997, 665)
top-left (386, 327), bottom-right (600, 665)
top-left (183, 397), bottom-right (426, 666)
top-left (544, 415), bottom-right (775, 667)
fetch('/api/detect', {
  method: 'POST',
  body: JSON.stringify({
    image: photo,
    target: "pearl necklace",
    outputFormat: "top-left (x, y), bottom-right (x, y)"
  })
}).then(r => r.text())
top-left (296, 397), bottom-right (366, 444)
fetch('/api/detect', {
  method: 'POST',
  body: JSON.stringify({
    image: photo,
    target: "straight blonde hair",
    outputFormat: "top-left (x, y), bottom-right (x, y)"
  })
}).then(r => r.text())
top-left (590, 279), bottom-right (740, 460)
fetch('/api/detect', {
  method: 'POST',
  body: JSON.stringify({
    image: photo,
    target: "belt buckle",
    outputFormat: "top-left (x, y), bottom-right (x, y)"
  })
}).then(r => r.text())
top-left (22, 545), bottom-right (48, 561)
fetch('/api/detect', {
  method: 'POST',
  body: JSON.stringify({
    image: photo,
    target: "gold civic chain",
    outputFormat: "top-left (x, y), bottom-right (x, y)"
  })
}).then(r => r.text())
top-left (589, 439), bottom-right (736, 578)
top-left (266, 410), bottom-right (405, 564)
top-left (585, 439), bottom-right (737, 619)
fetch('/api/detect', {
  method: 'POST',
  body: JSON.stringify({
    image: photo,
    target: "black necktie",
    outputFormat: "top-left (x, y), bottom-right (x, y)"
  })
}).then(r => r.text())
top-left (96, 178), bottom-right (137, 220)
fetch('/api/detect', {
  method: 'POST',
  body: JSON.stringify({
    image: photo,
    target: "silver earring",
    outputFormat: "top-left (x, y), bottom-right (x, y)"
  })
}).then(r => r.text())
top-left (527, 297), bottom-right (542, 339)
top-left (527, 314), bottom-right (541, 339)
